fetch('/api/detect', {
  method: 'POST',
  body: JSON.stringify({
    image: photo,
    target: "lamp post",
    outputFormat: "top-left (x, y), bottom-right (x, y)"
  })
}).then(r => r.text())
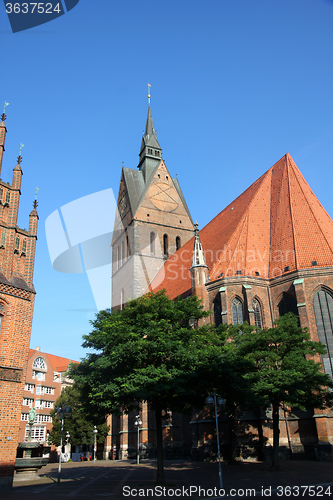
top-left (134, 415), bottom-right (142, 465)
top-left (93, 425), bottom-right (98, 462)
top-left (205, 394), bottom-right (225, 489)
top-left (55, 404), bottom-right (71, 483)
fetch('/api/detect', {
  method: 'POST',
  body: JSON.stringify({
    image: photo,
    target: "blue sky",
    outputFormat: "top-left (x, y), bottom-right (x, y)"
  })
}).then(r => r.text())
top-left (1, 0), bottom-right (333, 361)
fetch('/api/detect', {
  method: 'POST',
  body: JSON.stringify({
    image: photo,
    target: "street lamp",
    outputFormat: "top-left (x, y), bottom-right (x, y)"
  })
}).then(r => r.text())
top-left (205, 393), bottom-right (225, 489)
top-left (134, 415), bottom-right (142, 465)
top-left (66, 431), bottom-right (70, 455)
top-left (93, 425), bottom-right (98, 462)
top-left (55, 404), bottom-right (71, 483)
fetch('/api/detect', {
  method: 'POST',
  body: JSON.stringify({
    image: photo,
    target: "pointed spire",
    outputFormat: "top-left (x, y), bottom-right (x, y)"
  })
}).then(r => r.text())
top-left (138, 87), bottom-right (163, 181)
top-left (191, 222), bottom-right (208, 269)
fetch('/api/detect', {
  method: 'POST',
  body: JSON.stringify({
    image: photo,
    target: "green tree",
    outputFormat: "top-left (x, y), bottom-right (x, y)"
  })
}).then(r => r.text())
top-left (231, 313), bottom-right (333, 469)
top-left (49, 383), bottom-right (109, 450)
top-left (71, 290), bottom-right (227, 482)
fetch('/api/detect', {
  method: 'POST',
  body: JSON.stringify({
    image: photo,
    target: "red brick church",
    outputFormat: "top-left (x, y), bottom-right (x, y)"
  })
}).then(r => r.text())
top-left (0, 110), bottom-right (38, 491)
top-left (109, 101), bottom-right (333, 461)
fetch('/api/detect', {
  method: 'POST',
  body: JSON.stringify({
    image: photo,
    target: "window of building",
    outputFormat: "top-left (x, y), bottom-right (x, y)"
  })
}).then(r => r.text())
top-left (0, 187), bottom-right (3, 203)
top-left (150, 232), bottom-right (155, 255)
top-left (176, 236), bottom-right (181, 251)
top-left (36, 414), bottom-right (52, 423)
top-left (25, 425), bottom-right (46, 442)
top-left (121, 240), bottom-right (125, 265)
top-left (214, 294), bottom-right (222, 326)
top-left (15, 235), bottom-right (19, 252)
top-left (163, 234), bottom-right (169, 259)
top-left (24, 383), bottom-right (35, 393)
top-left (232, 298), bottom-right (243, 325)
top-left (278, 293), bottom-right (298, 318)
top-left (21, 413), bottom-right (29, 421)
top-left (32, 370), bottom-right (45, 381)
top-left (22, 398), bottom-right (34, 407)
top-left (126, 234), bottom-right (131, 257)
top-left (42, 400), bottom-right (54, 409)
top-left (32, 357), bottom-right (46, 370)
top-left (22, 238), bottom-right (27, 255)
top-left (253, 298), bottom-right (263, 329)
top-left (0, 231), bottom-right (5, 247)
top-left (313, 289), bottom-right (333, 379)
top-left (5, 191), bottom-right (10, 205)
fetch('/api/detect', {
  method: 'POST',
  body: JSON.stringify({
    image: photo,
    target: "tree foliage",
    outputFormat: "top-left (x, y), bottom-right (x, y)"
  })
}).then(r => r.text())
top-left (48, 383), bottom-right (109, 448)
top-left (230, 313), bottom-right (333, 468)
top-left (71, 290), bottom-right (231, 482)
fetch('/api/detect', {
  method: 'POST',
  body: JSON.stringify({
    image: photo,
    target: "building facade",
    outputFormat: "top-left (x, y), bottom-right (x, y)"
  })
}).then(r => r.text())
top-left (0, 110), bottom-right (39, 491)
top-left (108, 102), bottom-right (333, 461)
top-left (18, 347), bottom-right (77, 461)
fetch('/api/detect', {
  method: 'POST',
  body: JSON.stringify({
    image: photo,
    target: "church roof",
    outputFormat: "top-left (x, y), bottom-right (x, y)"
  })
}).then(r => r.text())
top-left (150, 153), bottom-right (333, 298)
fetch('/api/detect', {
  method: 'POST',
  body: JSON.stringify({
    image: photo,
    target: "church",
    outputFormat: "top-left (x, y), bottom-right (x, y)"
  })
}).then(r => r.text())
top-left (108, 100), bottom-right (333, 461)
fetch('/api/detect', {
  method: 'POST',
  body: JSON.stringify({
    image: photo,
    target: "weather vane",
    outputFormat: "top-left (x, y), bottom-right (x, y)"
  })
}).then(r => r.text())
top-left (1, 101), bottom-right (9, 121)
top-left (19, 143), bottom-right (24, 155)
top-left (148, 83), bottom-right (151, 104)
top-left (35, 186), bottom-right (40, 200)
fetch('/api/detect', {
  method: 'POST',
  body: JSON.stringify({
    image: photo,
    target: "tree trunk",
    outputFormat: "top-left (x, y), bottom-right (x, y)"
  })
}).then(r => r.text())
top-left (155, 408), bottom-right (165, 484)
top-left (255, 407), bottom-right (265, 461)
top-left (272, 403), bottom-right (280, 470)
top-left (228, 405), bottom-right (237, 464)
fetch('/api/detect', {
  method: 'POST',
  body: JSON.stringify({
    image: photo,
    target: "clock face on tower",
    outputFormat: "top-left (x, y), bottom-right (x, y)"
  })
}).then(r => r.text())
top-left (149, 183), bottom-right (179, 212)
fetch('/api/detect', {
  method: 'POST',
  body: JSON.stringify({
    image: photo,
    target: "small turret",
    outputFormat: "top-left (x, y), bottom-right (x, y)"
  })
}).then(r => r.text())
top-left (190, 222), bottom-right (210, 317)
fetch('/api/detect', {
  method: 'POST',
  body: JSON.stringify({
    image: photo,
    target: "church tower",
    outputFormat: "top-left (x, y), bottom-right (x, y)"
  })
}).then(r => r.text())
top-left (0, 107), bottom-right (38, 492)
top-left (112, 95), bottom-right (194, 309)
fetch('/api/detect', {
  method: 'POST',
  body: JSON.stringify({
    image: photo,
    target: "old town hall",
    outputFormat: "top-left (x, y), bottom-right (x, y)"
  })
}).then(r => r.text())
top-left (109, 98), bottom-right (333, 461)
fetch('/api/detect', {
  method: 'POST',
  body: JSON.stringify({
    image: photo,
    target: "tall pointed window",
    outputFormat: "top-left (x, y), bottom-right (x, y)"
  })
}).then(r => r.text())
top-left (121, 240), bottom-right (125, 265)
top-left (163, 234), bottom-right (169, 259)
top-left (232, 298), bottom-right (243, 325)
top-left (126, 234), bottom-right (131, 257)
top-left (214, 294), bottom-right (222, 326)
top-left (176, 236), bottom-right (181, 251)
top-left (22, 238), bottom-right (27, 255)
top-left (15, 235), bottom-right (20, 253)
top-left (0, 187), bottom-right (3, 203)
top-left (150, 232), bottom-right (155, 255)
top-left (313, 289), bottom-right (333, 379)
top-left (278, 293), bottom-right (298, 318)
top-left (0, 231), bottom-right (5, 247)
top-left (253, 298), bottom-right (263, 329)
top-left (5, 191), bottom-right (10, 205)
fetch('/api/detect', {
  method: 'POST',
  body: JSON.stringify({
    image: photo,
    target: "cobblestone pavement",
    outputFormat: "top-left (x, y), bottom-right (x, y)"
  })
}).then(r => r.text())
top-left (2, 459), bottom-right (333, 500)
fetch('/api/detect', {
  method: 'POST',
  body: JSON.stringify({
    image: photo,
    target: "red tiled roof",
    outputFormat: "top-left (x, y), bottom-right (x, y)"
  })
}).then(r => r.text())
top-left (150, 154), bottom-right (333, 298)
top-left (28, 348), bottom-right (78, 371)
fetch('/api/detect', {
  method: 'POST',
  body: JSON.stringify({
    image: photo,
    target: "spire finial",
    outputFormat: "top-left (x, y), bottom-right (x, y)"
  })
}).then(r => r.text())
top-left (147, 83), bottom-right (151, 104)
top-left (1, 101), bottom-right (9, 122)
top-left (17, 143), bottom-right (24, 164)
top-left (194, 221), bottom-right (199, 234)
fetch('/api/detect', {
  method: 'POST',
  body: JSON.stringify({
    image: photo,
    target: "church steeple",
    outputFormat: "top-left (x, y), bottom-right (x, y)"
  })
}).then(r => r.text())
top-left (138, 89), bottom-right (162, 182)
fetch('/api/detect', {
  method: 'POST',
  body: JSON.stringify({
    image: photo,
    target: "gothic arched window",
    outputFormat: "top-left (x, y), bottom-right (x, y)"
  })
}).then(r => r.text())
top-left (214, 294), bottom-right (222, 326)
top-left (176, 236), bottom-right (181, 251)
top-left (232, 298), bottom-right (243, 325)
top-left (126, 234), bottom-right (131, 257)
top-left (278, 293), bottom-right (298, 318)
top-left (313, 289), bottom-right (333, 379)
top-left (150, 232), bottom-right (155, 255)
top-left (253, 298), bottom-right (263, 329)
top-left (163, 234), bottom-right (169, 259)
top-left (121, 240), bottom-right (125, 265)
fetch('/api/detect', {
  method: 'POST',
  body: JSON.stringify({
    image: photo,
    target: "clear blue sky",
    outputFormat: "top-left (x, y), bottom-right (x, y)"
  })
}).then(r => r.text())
top-left (1, 0), bottom-right (333, 361)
